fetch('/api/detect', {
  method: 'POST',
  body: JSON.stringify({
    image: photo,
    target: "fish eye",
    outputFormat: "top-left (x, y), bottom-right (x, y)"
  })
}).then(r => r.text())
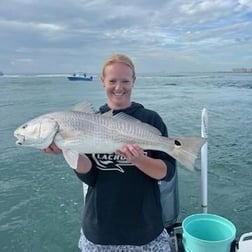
top-left (22, 124), bottom-right (28, 129)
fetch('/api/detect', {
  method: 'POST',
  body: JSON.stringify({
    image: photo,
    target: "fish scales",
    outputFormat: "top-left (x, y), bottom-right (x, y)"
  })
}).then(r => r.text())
top-left (14, 103), bottom-right (206, 170)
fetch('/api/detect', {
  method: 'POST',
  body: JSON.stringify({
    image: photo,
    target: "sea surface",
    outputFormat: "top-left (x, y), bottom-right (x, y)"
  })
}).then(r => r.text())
top-left (0, 73), bottom-right (251, 251)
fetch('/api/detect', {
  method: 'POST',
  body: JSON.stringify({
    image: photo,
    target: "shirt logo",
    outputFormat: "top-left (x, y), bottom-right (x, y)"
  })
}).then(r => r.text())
top-left (92, 152), bottom-right (148, 173)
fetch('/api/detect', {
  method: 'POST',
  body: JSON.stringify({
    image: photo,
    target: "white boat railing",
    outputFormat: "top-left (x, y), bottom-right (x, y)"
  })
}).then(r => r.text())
top-left (199, 108), bottom-right (252, 252)
top-left (201, 108), bottom-right (208, 213)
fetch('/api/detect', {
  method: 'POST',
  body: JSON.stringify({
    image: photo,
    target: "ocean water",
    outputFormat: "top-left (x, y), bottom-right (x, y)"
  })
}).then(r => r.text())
top-left (0, 73), bottom-right (251, 251)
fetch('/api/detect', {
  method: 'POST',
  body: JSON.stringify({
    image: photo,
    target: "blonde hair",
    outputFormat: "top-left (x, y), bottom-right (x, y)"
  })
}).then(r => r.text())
top-left (102, 54), bottom-right (136, 81)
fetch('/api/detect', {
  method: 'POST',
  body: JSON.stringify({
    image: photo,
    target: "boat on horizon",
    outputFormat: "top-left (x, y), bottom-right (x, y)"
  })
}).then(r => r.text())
top-left (67, 72), bottom-right (93, 81)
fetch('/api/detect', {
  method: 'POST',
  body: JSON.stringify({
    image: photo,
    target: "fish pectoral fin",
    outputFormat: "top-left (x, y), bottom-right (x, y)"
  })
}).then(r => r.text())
top-left (62, 149), bottom-right (80, 169)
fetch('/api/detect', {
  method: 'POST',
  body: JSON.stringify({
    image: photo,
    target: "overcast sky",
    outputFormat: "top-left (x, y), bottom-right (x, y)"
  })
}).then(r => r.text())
top-left (0, 0), bottom-right (252, 74)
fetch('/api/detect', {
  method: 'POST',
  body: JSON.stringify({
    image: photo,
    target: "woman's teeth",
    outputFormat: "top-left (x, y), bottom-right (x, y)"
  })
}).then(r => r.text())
top-left (113, 92), bottom-right (124, 96)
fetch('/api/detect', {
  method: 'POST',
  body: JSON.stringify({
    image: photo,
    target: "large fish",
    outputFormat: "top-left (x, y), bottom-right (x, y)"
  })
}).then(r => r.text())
top-left (14, 102), bottom-right (205, 171)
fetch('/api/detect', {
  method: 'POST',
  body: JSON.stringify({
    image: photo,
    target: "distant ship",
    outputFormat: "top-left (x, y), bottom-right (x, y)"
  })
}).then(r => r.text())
top-left (67, 72), bottom-right (93, 81)
top-left (0, 71), bottom-right (3, 76)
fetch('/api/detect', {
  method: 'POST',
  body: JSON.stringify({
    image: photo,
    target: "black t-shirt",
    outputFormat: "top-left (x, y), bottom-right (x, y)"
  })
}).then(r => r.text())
top-left (74, 102), bottom-right (175, 245)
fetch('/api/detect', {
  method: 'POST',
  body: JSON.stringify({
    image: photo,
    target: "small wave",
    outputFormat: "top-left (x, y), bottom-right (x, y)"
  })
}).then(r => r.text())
top-left (1, 74), bottom-right (69, 78)
top-left (228, 83), bottom-right (251, 89)
top-left (166, 74), bottom-right (189, 77)
top-left (215, 80), bottom-right (252, 89)
top-left (164, 83), bottom-right (177, 86)
top-left (0, 103), bottom-right (14, 107)
top-left (233, 83), bottom-right (252, 89)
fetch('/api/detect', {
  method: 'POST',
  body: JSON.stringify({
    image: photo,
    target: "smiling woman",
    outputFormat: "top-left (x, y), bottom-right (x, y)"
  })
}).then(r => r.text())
top-left (74, 54), bottom-right (174, 251)
top-left (41, 54), bottom-right (178, 252)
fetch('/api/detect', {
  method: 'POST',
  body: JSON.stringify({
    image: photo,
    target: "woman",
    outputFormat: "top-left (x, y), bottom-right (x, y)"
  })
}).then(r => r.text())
top-left (45, 54), bottom-right (175, 251)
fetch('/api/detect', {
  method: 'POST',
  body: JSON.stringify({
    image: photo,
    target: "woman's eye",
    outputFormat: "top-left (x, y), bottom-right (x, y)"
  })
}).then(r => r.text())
top-left (122, 80), bottom-right (130, 84)
top-left (108, 79), bottom-right (131, 85)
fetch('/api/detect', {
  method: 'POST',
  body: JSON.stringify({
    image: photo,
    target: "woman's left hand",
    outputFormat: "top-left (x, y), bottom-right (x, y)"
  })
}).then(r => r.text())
top-left (116, 144), bottom-right (167, 180)
top-left (115, 144), bottom-right (145, 165)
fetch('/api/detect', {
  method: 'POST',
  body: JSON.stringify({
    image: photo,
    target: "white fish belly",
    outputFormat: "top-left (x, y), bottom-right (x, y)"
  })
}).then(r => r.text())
top-left (56, 135), bottom-right (127, 153)
top-left (55, 129), bottom-right (169, 154)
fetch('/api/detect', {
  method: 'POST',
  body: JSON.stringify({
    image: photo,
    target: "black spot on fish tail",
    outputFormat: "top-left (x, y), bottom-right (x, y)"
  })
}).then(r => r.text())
top-left (174, 139), bottom-right (182, 147)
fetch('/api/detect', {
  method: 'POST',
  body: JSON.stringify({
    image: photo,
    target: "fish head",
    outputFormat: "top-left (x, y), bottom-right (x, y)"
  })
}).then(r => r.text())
top-left (14, 116), bottom-right (59, 149)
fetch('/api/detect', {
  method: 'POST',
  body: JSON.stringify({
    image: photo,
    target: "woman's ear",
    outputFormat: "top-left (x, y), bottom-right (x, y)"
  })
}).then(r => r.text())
top-left (101, 76), bottom-right (105, 87)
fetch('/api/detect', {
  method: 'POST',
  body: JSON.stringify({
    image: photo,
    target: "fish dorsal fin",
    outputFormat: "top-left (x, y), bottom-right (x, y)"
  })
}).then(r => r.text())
top-left (113, 112), bottom-right (162, 135)
top-left (113, 112), bottom-right (141, 122)
top-left (71, 101), bottom-right (96, 113)
top-left (100, 110), bottom-right (114, 117)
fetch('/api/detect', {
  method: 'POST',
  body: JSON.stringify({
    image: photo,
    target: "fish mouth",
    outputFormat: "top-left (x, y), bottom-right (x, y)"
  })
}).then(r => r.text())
top-left (14, 133), bottom-right (25, 145)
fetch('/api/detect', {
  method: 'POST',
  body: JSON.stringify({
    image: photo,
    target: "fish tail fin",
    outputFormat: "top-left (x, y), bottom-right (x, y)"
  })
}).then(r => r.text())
top-left (169, 137), bottom-right (206, 171)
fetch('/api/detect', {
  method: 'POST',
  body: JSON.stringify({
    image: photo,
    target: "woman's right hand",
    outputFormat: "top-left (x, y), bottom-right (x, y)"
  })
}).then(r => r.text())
top-left (43, 142), bottom-right (62, 154)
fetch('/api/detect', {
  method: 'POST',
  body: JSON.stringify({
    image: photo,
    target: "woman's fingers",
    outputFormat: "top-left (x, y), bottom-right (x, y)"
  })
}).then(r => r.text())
top-left (43, 142), bottom-right (62, 154)
top-left (115, 144), bottom-right (144, 161)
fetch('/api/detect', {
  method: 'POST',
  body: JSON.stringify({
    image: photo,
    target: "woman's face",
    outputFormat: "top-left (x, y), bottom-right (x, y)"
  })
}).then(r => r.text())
top-left (102, 62), bottom-right (135, 110)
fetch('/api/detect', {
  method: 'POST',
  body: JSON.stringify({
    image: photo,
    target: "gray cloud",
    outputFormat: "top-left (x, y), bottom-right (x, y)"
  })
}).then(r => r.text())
top-left (0, 0), bottom-right (251, 73)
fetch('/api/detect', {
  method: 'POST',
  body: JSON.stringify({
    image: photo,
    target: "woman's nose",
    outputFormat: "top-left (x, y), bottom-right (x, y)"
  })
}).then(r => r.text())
top-left (114, 82), bottom-right (123, 90)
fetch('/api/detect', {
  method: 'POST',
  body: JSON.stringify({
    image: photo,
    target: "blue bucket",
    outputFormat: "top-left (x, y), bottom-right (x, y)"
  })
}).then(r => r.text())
top-left (182, 214), bottom-right (236, 252)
